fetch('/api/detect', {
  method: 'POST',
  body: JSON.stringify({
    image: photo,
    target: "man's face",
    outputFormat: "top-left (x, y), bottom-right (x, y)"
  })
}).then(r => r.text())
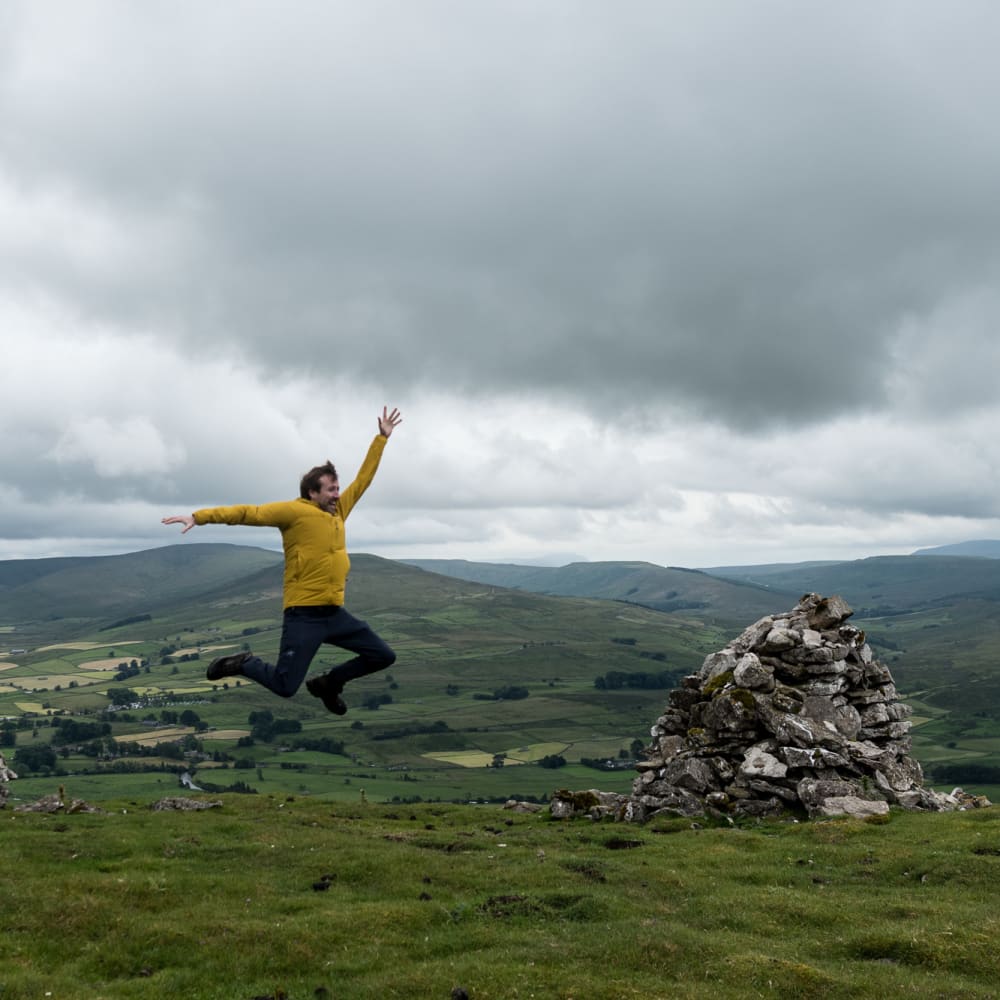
top-left (310, 473), bottom-right (340, 513)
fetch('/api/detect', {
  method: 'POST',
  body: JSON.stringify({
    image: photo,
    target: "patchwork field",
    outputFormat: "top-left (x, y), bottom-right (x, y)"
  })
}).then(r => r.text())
top-left (3, 547), bottom-right (999, 809)
top-left (35, 641), bottom-right (144, 652)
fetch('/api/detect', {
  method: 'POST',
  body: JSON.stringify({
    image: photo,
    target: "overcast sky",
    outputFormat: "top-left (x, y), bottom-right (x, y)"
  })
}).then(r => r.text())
top-left (2, 0), bottom-right (999, 570)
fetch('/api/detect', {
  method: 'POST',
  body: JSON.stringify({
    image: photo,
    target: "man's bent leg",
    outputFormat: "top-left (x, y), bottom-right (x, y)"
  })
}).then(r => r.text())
top-left (239, 607), bottom-right (327, 698)
top-left (315, 607), bottom-right (396, 690)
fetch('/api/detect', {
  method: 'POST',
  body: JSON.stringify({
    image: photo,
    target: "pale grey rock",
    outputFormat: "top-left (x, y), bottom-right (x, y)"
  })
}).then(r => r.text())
top-left (739, 746), bottom-right (787, 780)
top-left (801, 696), bottom-right (862, 740)
top-left (762, 627), bottom-right (798, 652)
top-left (733, 616), bottom-right (774, 654)
top-left (802, 594), bottom-right (854, 629)
top-left (699, 648), bottom-right (738, 683)
top-left (733, 652), bottom-right (775, 690)
top-left (747, 779), bottom-right (799, 801)
top-left (813, 796), bottom-right (890, 819)
top-left (780, 746), bottom-right (850, 770)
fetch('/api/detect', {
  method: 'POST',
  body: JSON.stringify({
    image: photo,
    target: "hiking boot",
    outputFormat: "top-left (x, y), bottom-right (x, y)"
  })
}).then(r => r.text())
top-left (306, 674), bottom-right (348, 715)
top-left (206, 651), bottom-right (251, 681)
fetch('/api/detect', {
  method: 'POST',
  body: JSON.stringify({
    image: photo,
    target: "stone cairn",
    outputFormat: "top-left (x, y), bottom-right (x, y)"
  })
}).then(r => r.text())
top-left (0, 751), bottom-right (16, 809)
top-left (551, 592), bottom-right (990, 822)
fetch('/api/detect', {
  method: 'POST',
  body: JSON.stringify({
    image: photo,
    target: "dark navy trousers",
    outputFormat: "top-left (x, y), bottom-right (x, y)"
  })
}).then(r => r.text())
top-left (240, 605), bottom-right (396, 698)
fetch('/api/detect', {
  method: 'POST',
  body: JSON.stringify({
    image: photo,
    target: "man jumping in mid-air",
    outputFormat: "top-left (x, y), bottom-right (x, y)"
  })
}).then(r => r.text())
top-left (162, 406), bottom-right (402, 715)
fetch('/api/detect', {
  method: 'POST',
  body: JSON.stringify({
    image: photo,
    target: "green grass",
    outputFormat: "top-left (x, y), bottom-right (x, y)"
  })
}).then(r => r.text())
top-left (2, 796), bottom-right (999, 999)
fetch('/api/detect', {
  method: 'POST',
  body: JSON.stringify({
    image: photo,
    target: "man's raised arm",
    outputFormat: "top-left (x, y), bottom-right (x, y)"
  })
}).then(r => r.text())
top-left (378, 406), bottom-right (402, 438)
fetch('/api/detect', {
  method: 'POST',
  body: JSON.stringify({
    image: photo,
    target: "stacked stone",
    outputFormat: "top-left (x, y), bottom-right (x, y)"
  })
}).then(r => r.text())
top-left (0, 751), bottom-right (16, 809)
top-left (626, 593), bottom-right (965, 822)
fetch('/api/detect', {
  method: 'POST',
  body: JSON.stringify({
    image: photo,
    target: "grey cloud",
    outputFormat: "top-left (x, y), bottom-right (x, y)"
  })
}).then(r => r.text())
top-left (5, 3), bottom-right (1000, 431)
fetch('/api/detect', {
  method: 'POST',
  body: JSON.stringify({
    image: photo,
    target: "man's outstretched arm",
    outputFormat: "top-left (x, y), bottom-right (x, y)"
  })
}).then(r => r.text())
top-left (162, 515), bottom-right (197, 534)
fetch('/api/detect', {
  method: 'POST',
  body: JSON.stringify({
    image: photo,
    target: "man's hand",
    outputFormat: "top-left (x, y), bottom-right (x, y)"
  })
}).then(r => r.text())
top-left (162, 515), bottom-right (197, 534)
top-left (378, 406), bottom-right (403, 438)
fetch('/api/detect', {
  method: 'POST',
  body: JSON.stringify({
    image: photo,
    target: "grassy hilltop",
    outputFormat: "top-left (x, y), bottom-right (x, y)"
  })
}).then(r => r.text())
top-left (3, 796), bottom-right (1000, 999)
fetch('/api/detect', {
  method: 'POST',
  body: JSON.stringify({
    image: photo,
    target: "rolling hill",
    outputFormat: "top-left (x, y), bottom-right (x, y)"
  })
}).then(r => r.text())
top-left (912, 539), bottom-right (1000, 558)
top-left (704, 554), bottom-right (1000, 614)
top-left (3, 544), bottom-right (1000, 804)
top-left (0, 544), bottom-right (284, 625)
top-left (402, 558), bottom-right (779, 623)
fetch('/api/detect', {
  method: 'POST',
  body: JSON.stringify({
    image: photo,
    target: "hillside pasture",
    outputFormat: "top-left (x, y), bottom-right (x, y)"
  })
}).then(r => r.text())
top-left (424, 750), bottom-right (500, 768)
top-left (118, 727), bottom-right (195, 746)
top-left (198, 728), bottom-right (251, 741)
top-left (35, 640), bottom-right (144, 651)
top-left (79, 657), bottom-right (140, 670)
top-left (10, 672), bottom-right (117, 690)
top-left (3, 546), bottom-right (999, 808)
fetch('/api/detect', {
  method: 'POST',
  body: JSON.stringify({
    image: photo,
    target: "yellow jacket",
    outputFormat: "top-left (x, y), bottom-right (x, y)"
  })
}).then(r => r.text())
top-left (193, 434), bottom-right (388, 608)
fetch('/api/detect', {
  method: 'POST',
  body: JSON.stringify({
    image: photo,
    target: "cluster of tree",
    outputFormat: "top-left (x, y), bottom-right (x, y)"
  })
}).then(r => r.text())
top-left (473, 685), bottom-right (529, 701)
top-left (371, 720), bottom-right (451, 742)
top-left (13, 744), bottom-right (58, 773)
top-left (929, 762), bottom-right (1000, 785)
top-left (113, 660), bottom-right (143, 682)
top-left (593, 669), bottom-right (681, 690)
top-left (86, 759), bottom-right (188, 774)
top-left (107, 687), bottom-right (140, 706)
top-left (287, 735), bottom-right (346, 755)
top-left (248, 709), bottom-right (302, 742)
top-left (105, 734), bottom-right (205, 760)
top-left (147, 708), bottom-right (204, 728)
top-left (99, 613), bottom-right (152, 631)
top-left (50, 719), bottom-right (112, 746)
top-left (537, 754), bottom-right (567, 769)
top-left (362, 693), bottom-right (394, 711)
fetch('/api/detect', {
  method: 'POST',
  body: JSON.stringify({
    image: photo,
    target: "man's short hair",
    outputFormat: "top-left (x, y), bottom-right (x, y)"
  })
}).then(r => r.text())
top-left (300, 461), bottom-right (338, 498)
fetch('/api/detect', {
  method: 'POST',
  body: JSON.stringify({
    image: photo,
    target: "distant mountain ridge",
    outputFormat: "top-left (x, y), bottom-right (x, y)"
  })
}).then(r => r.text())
top-left (911, 540), bottom-right (1000, 558)
top-left (5, 539), bottom-right (1000, 635)
top-left (403, 559), bottom-right (783, 621)
top-left (0, 544), bottom-right (283, 622)
top-left (406, 548), bottom-right (1000, 619)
